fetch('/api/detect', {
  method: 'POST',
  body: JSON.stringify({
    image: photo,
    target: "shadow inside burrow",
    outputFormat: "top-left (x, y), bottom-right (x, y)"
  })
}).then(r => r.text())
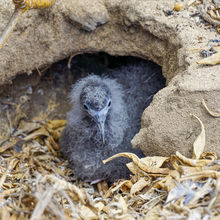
top-left (0, 52), bottom-right (166, 155)
top-left (0, 53), bottom-right (166, 127)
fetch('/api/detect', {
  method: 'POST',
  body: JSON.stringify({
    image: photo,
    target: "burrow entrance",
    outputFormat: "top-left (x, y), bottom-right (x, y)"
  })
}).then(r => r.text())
top-left (0, 53), bottom-right (166, 141)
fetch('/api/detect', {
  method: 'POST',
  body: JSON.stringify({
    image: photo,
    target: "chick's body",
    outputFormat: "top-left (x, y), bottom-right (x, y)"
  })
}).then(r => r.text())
top-left (60, 62), bottom-right (164, 184)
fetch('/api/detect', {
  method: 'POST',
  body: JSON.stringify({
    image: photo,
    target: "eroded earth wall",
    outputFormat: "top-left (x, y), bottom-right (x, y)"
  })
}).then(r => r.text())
top-left (0, 0), bottom-right (220, 157)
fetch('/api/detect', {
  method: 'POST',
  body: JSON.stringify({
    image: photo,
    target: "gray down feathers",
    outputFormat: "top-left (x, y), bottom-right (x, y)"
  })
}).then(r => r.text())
top-left (59, 62), bottom-right (165, 184)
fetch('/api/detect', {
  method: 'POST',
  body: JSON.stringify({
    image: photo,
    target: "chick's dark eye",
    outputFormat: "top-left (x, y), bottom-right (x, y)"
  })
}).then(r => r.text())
top-left (83, 104), bottom-right (88, 110)
top-left (108, 101), bottom-right (111, 107)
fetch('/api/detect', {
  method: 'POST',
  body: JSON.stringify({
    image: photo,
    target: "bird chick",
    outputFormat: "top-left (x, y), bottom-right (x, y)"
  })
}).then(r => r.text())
top-left (60, 62), bottom-right (165, 184)
top-left (60, 75), bottom-right (142, 184)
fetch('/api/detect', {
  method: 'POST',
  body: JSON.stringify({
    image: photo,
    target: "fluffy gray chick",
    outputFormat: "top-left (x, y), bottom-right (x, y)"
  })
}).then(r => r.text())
top-left (60, 62), bottom-right (164, 184)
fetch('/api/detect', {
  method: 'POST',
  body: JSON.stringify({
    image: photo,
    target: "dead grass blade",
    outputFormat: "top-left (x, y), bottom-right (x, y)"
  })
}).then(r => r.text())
top-left (202, 99), bottom-right (220, 117)
top-left (191, 114), bottom-right (206, 160)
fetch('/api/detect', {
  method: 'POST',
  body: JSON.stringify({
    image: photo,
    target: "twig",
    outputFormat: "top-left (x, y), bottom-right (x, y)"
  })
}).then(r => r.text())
top-left (199, 3), bottom-right (220, 26)
top-left (0, 0), bottom-right (56, 50)
top-left (202, 99), bottom-right (220, 117)
top-left (0, 8), bottom-right (24, 50)
top-left (67, 52), bottom-right (81, 69)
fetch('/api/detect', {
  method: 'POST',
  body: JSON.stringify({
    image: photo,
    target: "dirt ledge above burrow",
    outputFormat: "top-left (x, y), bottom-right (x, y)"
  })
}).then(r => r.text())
top-left (0, 0), bottom-right (220, 157)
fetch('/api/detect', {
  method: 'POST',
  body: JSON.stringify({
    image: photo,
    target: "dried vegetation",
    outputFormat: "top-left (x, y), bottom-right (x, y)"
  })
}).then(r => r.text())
top-left (1, 0), bottom-right (220, 219)
top-left (0, 96), bottom-right (219, 220)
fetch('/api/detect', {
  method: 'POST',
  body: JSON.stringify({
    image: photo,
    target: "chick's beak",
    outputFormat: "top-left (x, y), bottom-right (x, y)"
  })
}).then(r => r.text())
top-left (92, 109), bottom-right (108, 144)
top-left (94, 112), bottom-right (106, 144)
top-left (89, 106), bottom-right (109, 144)
top-left (97, 119), bottom-right (105, 144)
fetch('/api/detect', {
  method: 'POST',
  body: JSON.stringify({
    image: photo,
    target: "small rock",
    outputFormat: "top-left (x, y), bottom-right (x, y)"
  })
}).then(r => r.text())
top-left (182, 12), bottom-right (189, 18)
top-left (37, 89), bottom-right (44, 95)
top-left (200, 48), bottom-right (217, 57)
top-left (174, 2), bottom-right (184, 11)
top-left (65, 0), bottom-right (110, 31)
top-left (26, 86), bottom-right (32, 95)
top-left (209, 39), bottom-right (220, 43)
top-left (194, 16), bottom-right (200, 25)
top-left (19, 95), bottom-right (29, 104)
top-left (164, 10), bottom-right (174, 16)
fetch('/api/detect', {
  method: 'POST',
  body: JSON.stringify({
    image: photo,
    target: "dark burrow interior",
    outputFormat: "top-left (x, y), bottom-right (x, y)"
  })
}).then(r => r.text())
top-left (0, 53), bottom-right (166, 141)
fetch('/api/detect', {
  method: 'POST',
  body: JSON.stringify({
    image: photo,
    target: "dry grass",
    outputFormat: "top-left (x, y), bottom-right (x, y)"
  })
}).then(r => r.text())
top-left (0, 99), bottom-right (219, 220)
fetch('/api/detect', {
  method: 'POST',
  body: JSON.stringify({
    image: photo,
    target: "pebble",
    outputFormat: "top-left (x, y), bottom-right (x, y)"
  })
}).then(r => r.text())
top-left (19, 95), bottom-right (30, 104)
top-left (174, 2), bottom-right (184, 11)
top-left (37, 89), bottom-right (44, 95)
top-left (194, 16), bottom-right (200, 24)
top-left (26, 86), bottom-right (33, 95)
top-left (182, 12), bottom-right (189, 18)
top-left (164, 10), bottom-right (174, 16)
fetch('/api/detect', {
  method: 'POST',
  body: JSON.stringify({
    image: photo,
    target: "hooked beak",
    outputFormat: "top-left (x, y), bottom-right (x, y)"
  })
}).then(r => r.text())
top-left (90, 108), bottom-right (108, 144)
top-left (94, 112), bottom-right (106, 144)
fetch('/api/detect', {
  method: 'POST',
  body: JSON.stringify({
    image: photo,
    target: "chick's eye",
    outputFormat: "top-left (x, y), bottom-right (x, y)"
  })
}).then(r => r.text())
top-left (108, 101), bottom-right (111, 107)
top-left (83, 104), bottom-right (88, 110)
